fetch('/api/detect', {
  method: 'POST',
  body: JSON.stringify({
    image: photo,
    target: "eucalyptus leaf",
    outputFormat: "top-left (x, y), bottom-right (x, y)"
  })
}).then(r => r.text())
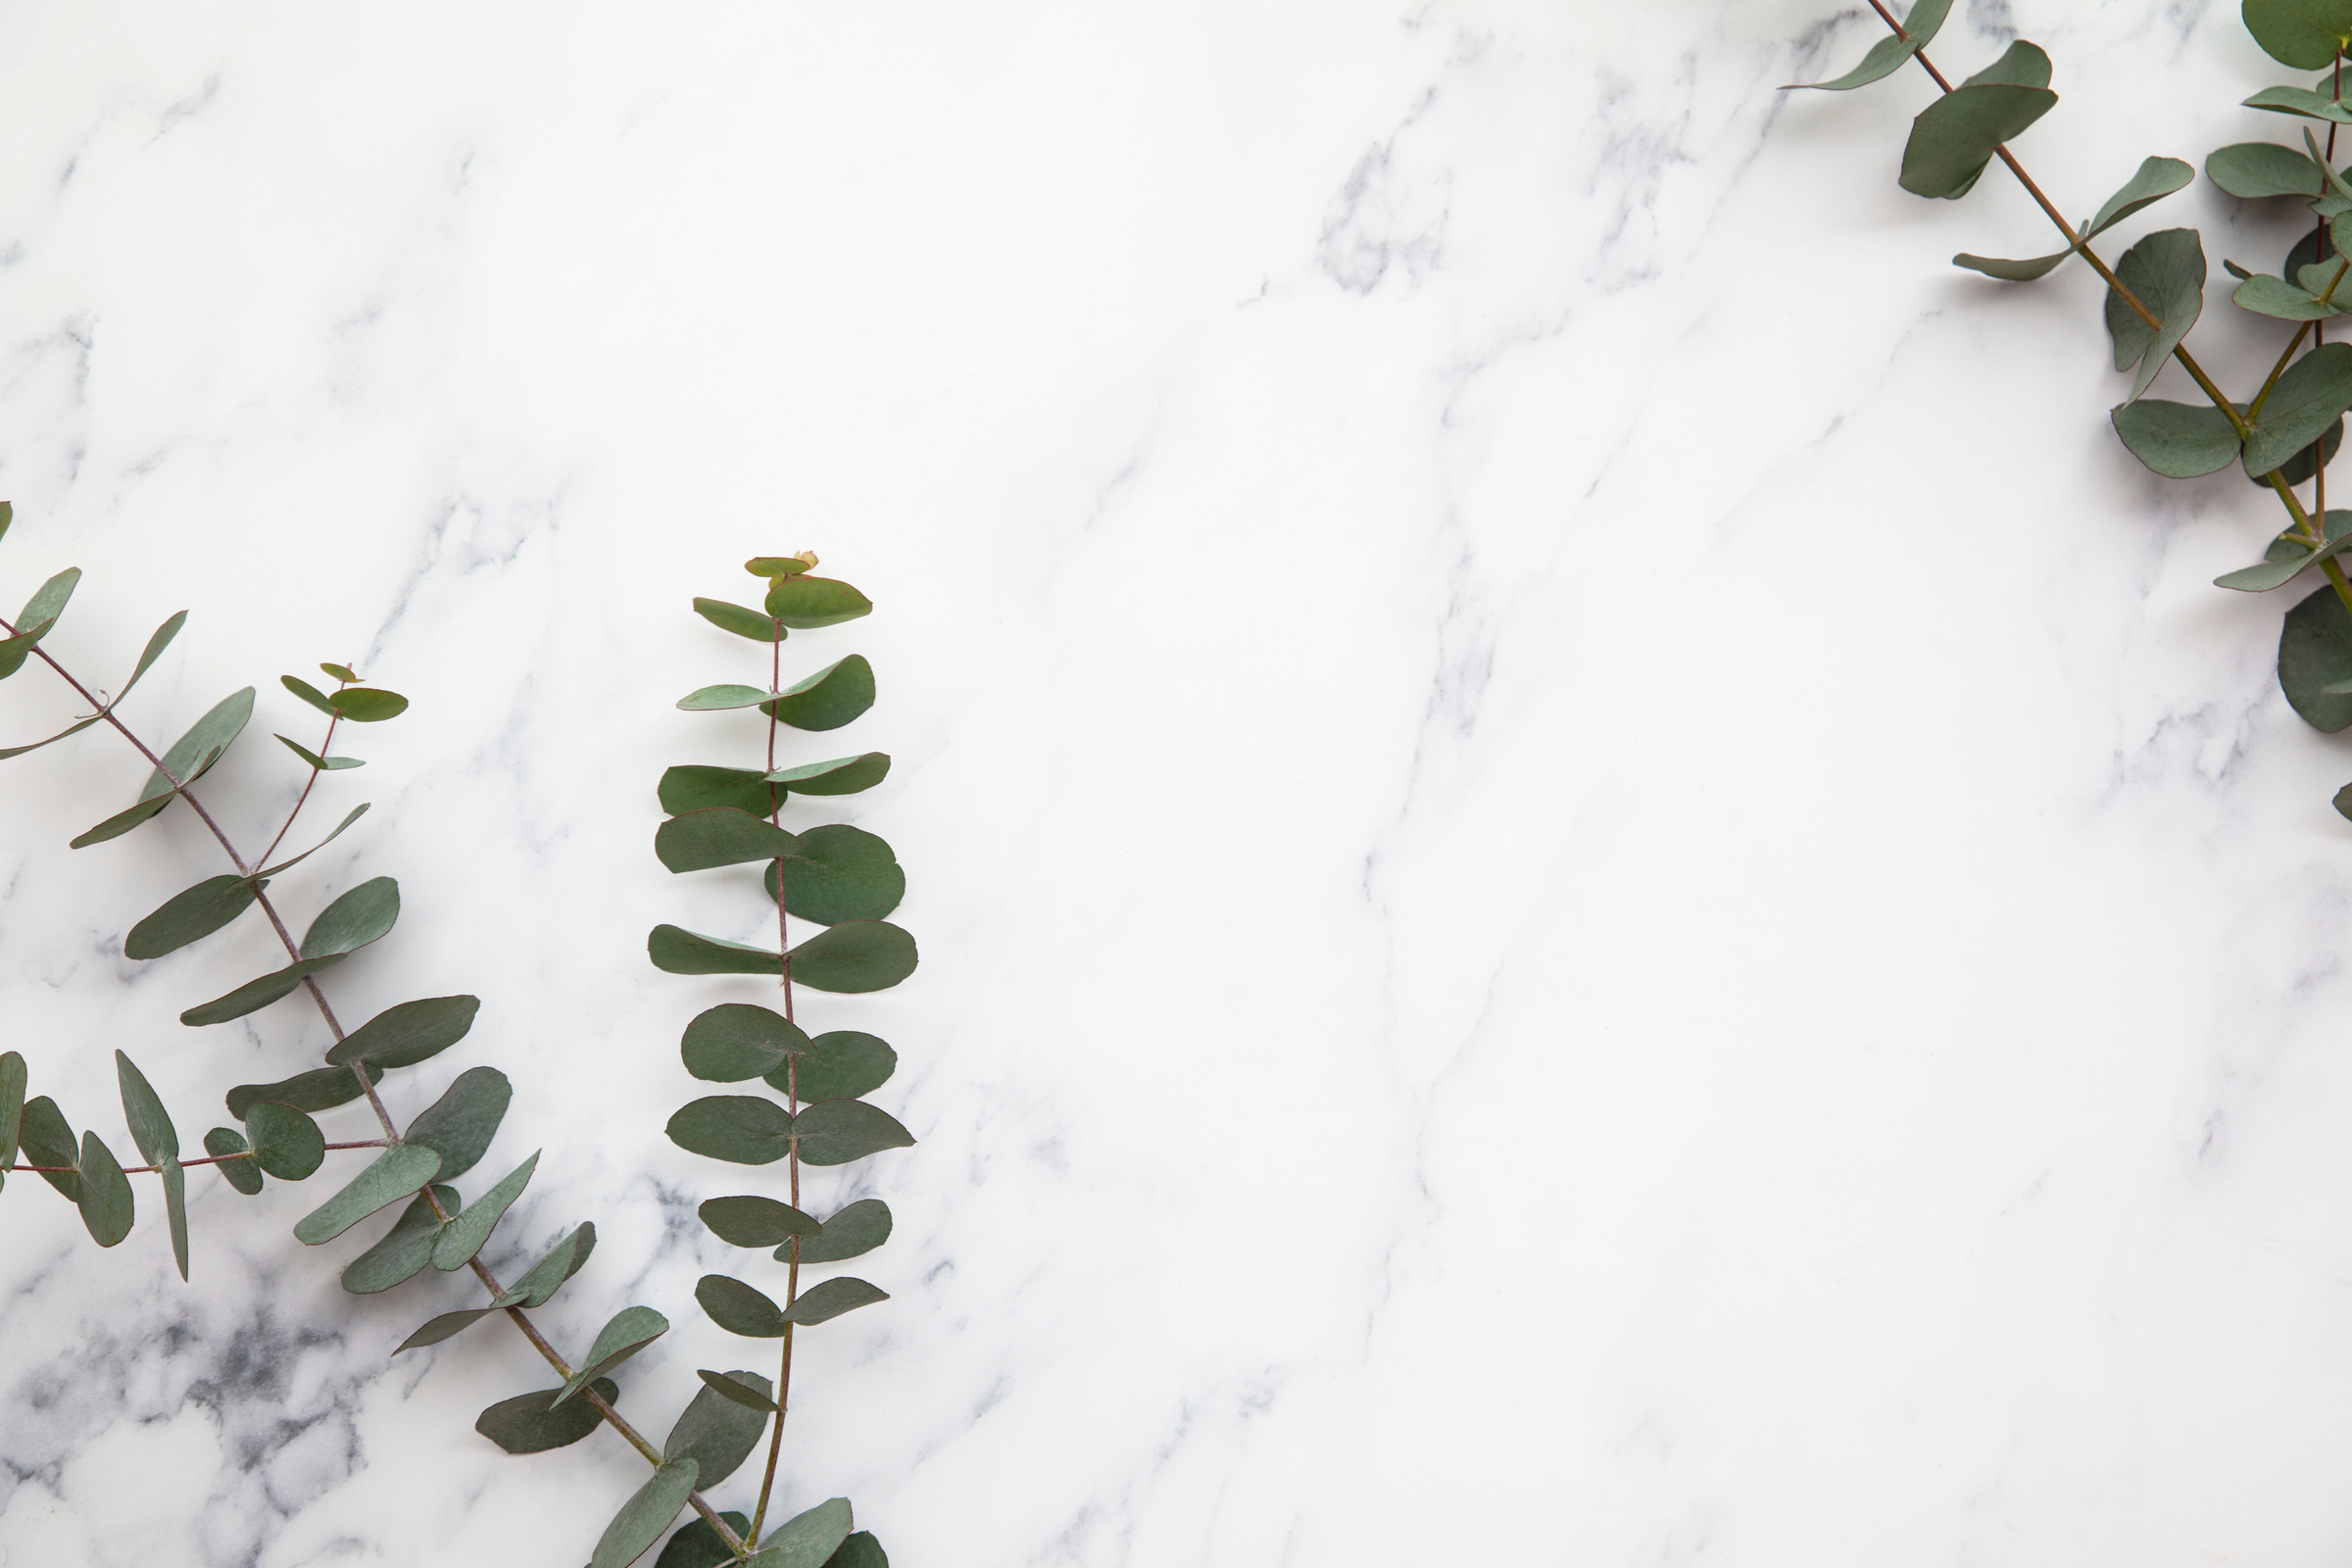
top-left (655, 808), bottom-right (798, 873)
top-left (21, 1096), bottom-right (79, 1200)
top-left (2105, 227), bottom-right (2206, 401)
top-left (328, 687), bottom-right (407, 722)
top-left (763, 655), bottom-right (875, 732)
top-left (433, 1151), bottom-right (538, 1270)
top-left (2208, 140), bottom-right (2328, 198)
top-left (658, 1511), bottom-right (756, 1568)
top-left (781, 1277), bottom-right (888, 1326)
top-left (255, 803), bottom-right (371, 877)
top-left (115, 611), bottom-right (187, 704)
top-left (666, 1096), bottom-right (794, 1165)
top-left (1784, 0), bottom-right (1951, 90)
top-left (649, 924), bottom-right (783, 977)
top-left (745, 1498), bottom-right (854, 1568)
top-left (694, 597), bottom-right (783, 642)
top-left (763, 575), bottom-right (873, 628)
top-left (245, 1102), bottom-right (326, 1180)
top-left (341, 1186), bottom-right (459, 1294)
top-left (1956, 155), bottom-right (2192, 280)
top-left (766, 1031), bottom-right (896, 1104)
top-left (764, 826), bottom-right (905, 925)
top-left (300, 875), bottom-right (401, 958)
top-left (1899, 74), bottom-right (2057, 201)
top-left (677, 683), bottom-right (779, 712)
top-left (0, 566), bottom-right (79, 679)
top-left (73, 687), bottom-right (253, 846)
top-left (76, 1131), bottom-right (134, 1246)
top-left (509, 1220), bottom-right (598, 1308)
top-left (701, 1194), bottom-right (821, 1248)
top-left (114, 1050), bottom-right (177, 1165)
top-left (2265, 416), bottom-right (2349, 486)
top-left (2111, 399), bottom-right (2245, 477)
top-left (750, 554), bottom-right (815, 576)
top-left (2245, 341), bottom-right (2352, 475)
top-left (2218, 510), bottom-right (2352, 590)
top-left (161, 1158), bottom-right (188, 1281)
top-left (124, 874), bottom-right (263, 960)
top-left (788, 919), bottom-right (918, 994)
top-left (396, 1306), bottom-right (503, 1351)
top-left (0, 1051), bottom-right (23, 1190)
top-left (821, 1534), bottom-right (888, 1568)
top-left (2247, 82), bottom-right (2352, 120)
top-left (293, 1144), bottom-right (443, 1245)
top-left (554, 1305), bottom-right (669, 1405)
top-left (790, 1099), bottom-right (916, 1168)
top-left (225, 1063), bottom-right (382, 1120)
top-left (319, 662), bottom-right (358, 683)
top-left (281, 674), bottom-right (337, 716)
top-left (793, 1200), bottom-right (893, 1265)
top-left (697, 1273), bottom-right (790, 1337)
top-left (659, 764), bottom-right (773, 816)
top-left (405, 1066), bottom-right (512, 1182)
top-left (204, 1126), bottom-right (264, 1195)
top-left (682, 1004), bottom-right (807, 1083)
top-left (276, 734), bottom-right (364, 770)
top-left (179, 955), bottom-right (340, 1027)
top-left (0, 715), bottom-right (100, 761)
top-left (663, 1370), bottom-right (772, 1486)
top-left (476, 1377), bottom-right (619, 1455)
top-left (324, 995), bottom-right (481, 1069)
top-left (2233, 270), bottom-right (2343, 318)
top-left (2280, 579), bottom-right (2352, 729)
top-left (592, 1458), bottom-right (701, 1568)
top-left (763, 753), bottom-right (891, 796)
top-left (695, 1371), bottom-right (777, 1413)
top-left (2244, 0), bottom-right (2352, 70)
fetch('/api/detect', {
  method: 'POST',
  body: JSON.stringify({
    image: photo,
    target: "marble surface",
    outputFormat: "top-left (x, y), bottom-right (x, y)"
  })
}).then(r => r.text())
top-left (7, 0), bottom-right (2352, 1562)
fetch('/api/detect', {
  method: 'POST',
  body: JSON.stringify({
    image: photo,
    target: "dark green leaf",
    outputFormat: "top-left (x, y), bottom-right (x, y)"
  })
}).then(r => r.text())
top-left (667, 1096), bottom-right (793, 1164)
top-left (396, 1306), bottom-right (504, 1351)
top-left (659, 764), bottom-right (773, 816)
top-left (791, 1099), bottom-right (916, 1167)
top-left (0, 566), bottom-right (80, 679)
top-left (663, 1370), bottom-right (771, 1486)
top-left (293, 1144), bottom-right (443, 1244)
top-left (697, 1274), bottom-right (790, 1337)
top-left (764, 826), bottom-right (905, 925)
top-left (682, 1004), bottom-right (807, 1082)
top-left (821, 1533), bottom-right (888, 1568)
top-left (766, 1031), bottom-right (896, 1104)
top-left (124, 874), bottom-right (263, 960)
top-left (677, 683), bottom-right (777, 712)
top-left (225, 1062), bottom-right (382, 1120)
top-left (245, 1102), bottom-right (326, 1180)
top-left (145, 688), bottom-right (255, 801)
top-left (793, 1200), bottom-right (892, 1265)
top-left (650, 924), bottom-right (783, 977)
top-left (555, 1305), bottom-right (669, 1405)
top-left (2105, 228), bottom-right (2205, 400)
top-left (2247, 342), bottom-right (2352, 475)
top-left (77, 1131), bottom-right (133, 1246)
top-left (2336, 781), bottom-right (2352, 819)
top-left (2275, 417), bottom-right (2348, 485)
top-left (658, 1512), bottom-right (756, 1568)
top-left (1784, 0), bottom-right (1951, 90)
top-left (282, 674), bottom-right (337, 715)
top-left (21, 1096), bottom-right (79, 1200)
top-left (1955, 155), bottom-right (2194, 281)
top-left (700, 1195), bottom-right (820, 1247)
top-left (328, 687), bottom-right (407, 722)
top-left (324, 995), bottom-right (481, 1069)
top-left (2247, 82), bottom-right (2352, 121)
top-left (276, 733), bottom-right (364, 770)
top-left (161, 1158), bottom-right (188, 1281)
top-left (2219, 508), bottom-right (2352, 590)
top-left (2208, 140), bottom-right (2326, 198)
top-left (114, 1050), bottom-right (177, 1166)
top-left (179, 955), bottom-right (340, 1026)
top-left (117, 611), bottom-right (187, 704)
top-left (319, 662), bottom-right (358, 683)
top-left (341, 1186), bottom-right (459, 1294)
top-left (2233, 270), bottom-right (2343, 319)
top-left (1899, 76), bottom-right (2057, 200)
top-left (300, 875), bottom-right (400, 958)
top-left (2244, 0), bottom-right (2352, 70)
top-left (69, 789), bottom-right (178, 849)
top-left (656, 808), bottom-right (797, 873)
top-left (764, 753), bottom-right (890, 797)
top-left (749, 554), bottom-right (814, 576)
top-left (476, 1378), bottom-right (618, 1455)
top-left (789, 920), bottom-right (918, 994)
top-left (695, 1372), bottom-right (778, 1414)
top-left (0, 715), bottom-right (100, 761)
top-left (509, 1220), bottom-right (598, 1308)
top-left (256, 803), bottom-right (371, 877)
top-left (694, 598), bottom-right (783, 642)
top-left (433, 1150), bottom-right (538, 1270)
top-left (205, 1126), bottom-right (264, 1195)
top-left (2111, 400), bottom-right (2244, 477)
top-left (592, 1458), bottom-right (701, 1568)
top-left (0, 1051), bottom-right (23, 1192)
top-left (2280, 580), bottom-right (2352, 729)
top-left (763, 575), bottom-right (872, 628)
top-left (405, 1065), bottom-right (511, 1182)
top-left (745, 1498), bottom-right (854, 1568)
top-left (782, 1277), bottom-right (888, 1326)
top-left (763, 655), bottom-right (874, 732)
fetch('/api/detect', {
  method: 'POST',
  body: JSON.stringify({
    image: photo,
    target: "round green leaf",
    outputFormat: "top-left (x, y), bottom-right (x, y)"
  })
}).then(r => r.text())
top-left (205, 1126), bottom-right (264, 1195)
top-left (658, 1512), bottom-right (756, 1568)
top-left (792, 1199), bottom-right (892, 1265)
top-left (510, 1219), bottom-right (599, 1307)
top-left (682, 1004), bottom-right (807, 1082)
top-left (700, 1194), bottom-right (820, 1247)
top-left (747, 555), bottom-right (813, 576)
top-left (677, 683), bottom-right (776, 711)
top-left (476, 1378), bottom-right (620, 1455)
top-left (2280, 580), bottom-right (2352, 729)
top-left (432, 1150), bottom-right (539, 1270)
top-left (762, 655), bottom-right (874, 732)
top-left (667, 1096), bottom-right (793, 1164)
top-left (245, 1102), bottom-right (326, 1180)
top-left (790, 1099), bottom-right (915, 1168)
top-left (788, 919), bottom-right (917, 994)
top-left (763, 752), bottom-right (891, 797)
top-left (748, 1498), bottom-right (854, 1568)
top-left (656, 808), bottom-right (798, 873)
top-left (2246, 0), bottom-right (2352, 69)
top-left (781, 1276), bottom-right (888, 1326)
top-left (763, 575), bottom-right (872, 628)
top-left (2245, 341), bottom-right (2352, 475)
top-left (1900, 78), bottom-right (2058, 200)
top-left (328, 687), bottom-right (408, 722)
top-left (764, 826), bottom-right (905, 925)
top-left (662, 1370), bottom-right (772, 1487)
top-left (2111, 399), bottom-right (2244, 477)
top-left (660, 764), bottom-right (774, 816)
top-left (766, 1031), bottom-right (896, 1104)
top-left (696, 1273), bottom-right (789, 1337)
top-left (405, 1066), bottom-right (512, 1182)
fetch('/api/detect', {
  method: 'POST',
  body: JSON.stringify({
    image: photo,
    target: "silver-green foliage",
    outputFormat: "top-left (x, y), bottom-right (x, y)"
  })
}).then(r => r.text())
top-left (0, 513), bottom-right (895, 1565)
top-left (1789, 0), bottom-right (2352, 815)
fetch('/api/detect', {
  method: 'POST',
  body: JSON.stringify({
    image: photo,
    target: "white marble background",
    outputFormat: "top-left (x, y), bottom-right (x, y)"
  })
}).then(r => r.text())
top-left (5, 0), bottom-right (2351, 1562)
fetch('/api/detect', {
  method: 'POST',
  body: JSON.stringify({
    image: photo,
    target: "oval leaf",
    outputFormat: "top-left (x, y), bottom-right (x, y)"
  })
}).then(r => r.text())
top-left (763, 575), bottom-right (872, 628)
top-left (510, 1219), bottom-right (599, 1308)
top-left (1899, 79), bottom-right (2058, 200)
top-left (650, 924), bottom-right (783, 977)
top-left (325, 995), bottom-right (482, 1069)
top-left (20, 1096), bottom-right (79, 1200)
top-left (2245, 0), bottom-right (2352, 69)
top-left (124, 874), bottom-right (261, 960)
top-left (682, 1004), bottom-right (807, 1083)
top-left (76, 1131), bottom-right (134, 1247)
top-left (405, 1065), bottom-right (512, 1183)
top-left (204, 1126), bottom-right (264, 1195)
top-left (245, 1102), bottom-right (326, 1180)
top-left (2112, 399), bottom-right (2244, 477)
top-left (762, 655), bottom-right (874, 732)
top-left (788, 920), bottom-right (917, 994)
top-left (341, 1185), bottom-right (460, 1294)
top-left (225, 1062), bottom-right (382, 1120)
top-left (701, 1195), bottom-right (820, 1248)
top-left (790, 1099), bottom-right (915, 1168)
top-left (593, 1458), bottom-right (701, 1568)
top-left (663, 1370), bottom-right (772, 1487)
top-left (433, 1150), bottom-right (539, 1270)
top-left (476, 1377), bottom-right (619, 1455)
top-left (656, 808), bottom-right (798, 873)
top-left (693, 597), bottom-right (783, 643)
top-left (764, 826), bottom-right (905, 925)
top-left (763, 753), bottom-right (890, 797)
top-left (2246, 341), bottom-right (2352, 474)
top-left (300, 875), bottom-right (400, 958)
top-left (328, 687), bottom-right (408, 722)
top-left (555, 1305), bottom-right (669, 1404)
top-left (667, 1096), bottom-right (793, 1165)
top-left (294, 1144), bottom-right (443, 1245)
top-left (696, 1273), bottom-right (790, 1337)
top-left (781, 1276), bottom-right (888, 1326)
top-left (2281, 580), bottom-right (2352, 730)
top-left (793, 1200), bottom-right (893, 1265)
top-left (659, 764), bottom-right (773, 816)
top-left (765, 1031), bottom-right (896, 1104)
top-left (114, 1050), bottom-right (177, 1165)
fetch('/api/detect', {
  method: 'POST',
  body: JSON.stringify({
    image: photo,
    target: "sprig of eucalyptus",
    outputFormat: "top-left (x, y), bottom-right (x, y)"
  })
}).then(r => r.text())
top-left (0, 511), bottom-right (901, 1565)
top-left (1788, 0), bottom-right (2352, 808)
top-left (647, 553), bottom-right (915, 1563)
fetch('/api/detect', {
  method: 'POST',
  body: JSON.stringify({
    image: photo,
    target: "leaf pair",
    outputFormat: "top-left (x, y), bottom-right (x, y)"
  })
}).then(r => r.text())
top-left (696, 1273), bottom-right (889, 1337)
top-left (179, 876), bottom-right (401, 1026)
top-left (656, 811), bottom-right (905, 925)
top-left (665, 1095), bottom-right (914, 1168)
top-left (648, 919), bottom-right (918, 993)
top-left (2115, 343), bottom-right (2352, 478)
top-left (690, 574), bottom-right (872, 644)
top-left (679, 1004), bottom-right (897, 1102)
top-left (1899, 42), bottom-right (2058, 201)
top-left (675, 655), bottom-right (874, 731)
top-left (702, 1194), bottom-right (892, 1264)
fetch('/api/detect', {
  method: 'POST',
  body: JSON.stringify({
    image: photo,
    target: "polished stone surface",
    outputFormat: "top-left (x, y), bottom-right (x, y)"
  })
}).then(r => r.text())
top-left (6, 1), bottom-right (2352, 1563)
